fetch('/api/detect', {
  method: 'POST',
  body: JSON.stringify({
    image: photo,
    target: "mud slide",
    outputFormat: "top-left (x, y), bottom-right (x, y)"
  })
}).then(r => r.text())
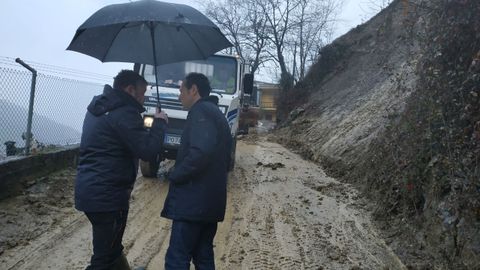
top-left (0, 136), bottom-right (406, 269)
top-left (0, 166), bottom-right (172, 269)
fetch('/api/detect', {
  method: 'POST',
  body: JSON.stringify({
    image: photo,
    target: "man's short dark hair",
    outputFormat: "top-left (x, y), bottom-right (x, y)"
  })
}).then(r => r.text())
top-left (185, 72), bottom-right (211, 97)
top-left (113, 70), bottom-right (147, 90)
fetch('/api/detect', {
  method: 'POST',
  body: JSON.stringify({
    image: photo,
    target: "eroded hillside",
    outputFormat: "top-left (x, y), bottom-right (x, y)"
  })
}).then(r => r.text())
top-left (275, 0), bottom-right (480, 268)
top-left (277, 0), bottom-right (420, 166)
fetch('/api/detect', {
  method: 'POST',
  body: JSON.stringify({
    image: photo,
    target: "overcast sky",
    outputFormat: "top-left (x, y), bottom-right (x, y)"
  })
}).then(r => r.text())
top-left (0, 0), bottom-right (377, 82)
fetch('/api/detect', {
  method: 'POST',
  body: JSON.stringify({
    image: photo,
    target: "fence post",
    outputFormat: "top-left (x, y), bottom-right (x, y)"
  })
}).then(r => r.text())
top-left (15, 58), bottom-right (37, 155)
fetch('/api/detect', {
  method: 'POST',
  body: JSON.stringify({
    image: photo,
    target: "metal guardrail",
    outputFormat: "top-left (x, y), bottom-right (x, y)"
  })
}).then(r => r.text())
top-left (0, 56), bottom-right (111, 160)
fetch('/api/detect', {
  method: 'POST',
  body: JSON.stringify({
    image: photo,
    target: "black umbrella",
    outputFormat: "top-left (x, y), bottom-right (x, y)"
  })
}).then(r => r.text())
top-left (67, 0), bottom-right (232, 107)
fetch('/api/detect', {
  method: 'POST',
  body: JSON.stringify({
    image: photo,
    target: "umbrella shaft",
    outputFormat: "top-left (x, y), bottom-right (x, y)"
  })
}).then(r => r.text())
top-left (149, 22), bottom-right (161, 109)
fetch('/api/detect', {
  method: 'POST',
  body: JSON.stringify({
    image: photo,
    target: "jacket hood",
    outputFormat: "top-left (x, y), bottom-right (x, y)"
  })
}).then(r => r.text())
top-left (87, 85), bottom-right (145, 116)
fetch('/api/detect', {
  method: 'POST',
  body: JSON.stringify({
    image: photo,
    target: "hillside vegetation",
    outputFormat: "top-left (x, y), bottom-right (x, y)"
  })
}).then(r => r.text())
top-left (276, 0), bottom-right (480, 268)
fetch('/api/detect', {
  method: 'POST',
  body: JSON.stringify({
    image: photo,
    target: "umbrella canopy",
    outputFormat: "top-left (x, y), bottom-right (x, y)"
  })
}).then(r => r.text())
top-left (67, 0), bottom-right (232, 65)
top-left (67, 0), bottom-right (232, 108)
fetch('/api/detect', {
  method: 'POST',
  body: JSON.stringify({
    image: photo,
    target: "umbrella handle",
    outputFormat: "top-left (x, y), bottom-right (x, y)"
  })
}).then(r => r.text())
top-left (155, 84), bottom-right (161, 110)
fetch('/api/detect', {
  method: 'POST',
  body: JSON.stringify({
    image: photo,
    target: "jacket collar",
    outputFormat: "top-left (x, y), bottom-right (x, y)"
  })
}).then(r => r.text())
top-left (189, 96), bottom-right (218, 111)
top-left (113, 86), bottom-right (146, 113)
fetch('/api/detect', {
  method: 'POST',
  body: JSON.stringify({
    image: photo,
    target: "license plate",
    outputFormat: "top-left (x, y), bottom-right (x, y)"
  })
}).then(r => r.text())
top-left (164, 134), bottom-right (181, 145)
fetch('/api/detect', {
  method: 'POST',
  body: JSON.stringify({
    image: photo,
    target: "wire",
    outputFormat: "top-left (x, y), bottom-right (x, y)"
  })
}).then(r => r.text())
top-left (0, 56), bottom-right (113, 83)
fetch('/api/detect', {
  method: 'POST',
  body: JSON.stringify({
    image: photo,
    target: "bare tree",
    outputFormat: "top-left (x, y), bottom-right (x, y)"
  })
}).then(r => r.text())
top-left (258, 0), bottom-right (301, 84)
top-left (243, 0), bottom-right (270, 74)
top-left (360, 0), bottom-right (394, 21)
top-left (202, 0), bottom-right (269, 74)
top-left (202, 0), bottom-right (341, 84)
top-left (203, 0), bottom-right (246, 58)
top-left (291, 0), bottom-right (340, 80)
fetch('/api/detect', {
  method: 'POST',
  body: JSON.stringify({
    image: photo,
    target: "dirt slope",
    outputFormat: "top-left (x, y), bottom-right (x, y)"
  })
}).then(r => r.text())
top-left (276, 0), bottom-right (420, 167)
top-left (275, 0), bottom-right (480, 268)
top-left (0, 137), bottom-right (406, 269)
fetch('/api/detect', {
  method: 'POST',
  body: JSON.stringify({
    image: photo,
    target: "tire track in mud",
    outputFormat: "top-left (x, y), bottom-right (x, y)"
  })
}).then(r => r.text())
top-left (1, 137), bottom-right (406, 269)
top-left (0, 177), bottom-right (171, 270)
top-left (122, 178), bottom-right (171, 268)
top-left (3, 213), bottom-right (87, 270)
top-left (215, 138), bottom-right (407, 270)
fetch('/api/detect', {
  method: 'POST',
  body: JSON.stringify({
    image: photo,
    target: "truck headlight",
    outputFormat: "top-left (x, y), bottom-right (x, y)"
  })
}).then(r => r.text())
top-left (144, 116), bottom-right (154, 128)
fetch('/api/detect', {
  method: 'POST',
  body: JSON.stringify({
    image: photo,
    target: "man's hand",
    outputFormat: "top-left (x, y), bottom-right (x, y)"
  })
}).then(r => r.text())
top-left (154, 107), bottom-right (168, 124)
top-left (158, 164), bottom-right (175, 181)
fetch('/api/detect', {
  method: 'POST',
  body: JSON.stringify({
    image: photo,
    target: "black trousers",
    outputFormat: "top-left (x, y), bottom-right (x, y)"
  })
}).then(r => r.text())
top-left (85, 210), bottom-right (128, 270)
top-left (165, 220), bottom-right (218, 270)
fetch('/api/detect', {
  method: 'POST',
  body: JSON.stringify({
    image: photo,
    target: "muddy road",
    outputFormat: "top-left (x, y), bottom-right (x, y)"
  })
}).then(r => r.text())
top-left (0, 137), bottom-right (406, 269)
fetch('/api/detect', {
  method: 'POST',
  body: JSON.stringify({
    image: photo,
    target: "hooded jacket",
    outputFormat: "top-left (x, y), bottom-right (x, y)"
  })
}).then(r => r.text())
top-left (161, 97), bottom-right (232, 222)
top-left (75, 85), bottom-right (166, 212)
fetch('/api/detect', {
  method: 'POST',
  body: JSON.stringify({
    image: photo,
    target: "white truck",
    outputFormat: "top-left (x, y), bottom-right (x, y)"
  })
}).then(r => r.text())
top-left (134, 54), bottom-right (253, 177)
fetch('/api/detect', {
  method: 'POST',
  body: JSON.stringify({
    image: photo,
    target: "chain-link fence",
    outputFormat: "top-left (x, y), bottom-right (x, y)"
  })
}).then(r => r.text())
top-left (0, 56), bottom-right (113, 161)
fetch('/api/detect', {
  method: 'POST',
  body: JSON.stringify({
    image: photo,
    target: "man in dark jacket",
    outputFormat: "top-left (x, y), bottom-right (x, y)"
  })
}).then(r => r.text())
top-left (75, 70), bottom-right (168, 270)
top-left (161, 73), bottom-right (232, 270)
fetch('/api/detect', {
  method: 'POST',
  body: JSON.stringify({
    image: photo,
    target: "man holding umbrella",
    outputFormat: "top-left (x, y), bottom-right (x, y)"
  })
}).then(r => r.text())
top-left (68, 1), bottom-right (233, 268)
top-left (75, 70), bottom-right (168, 269)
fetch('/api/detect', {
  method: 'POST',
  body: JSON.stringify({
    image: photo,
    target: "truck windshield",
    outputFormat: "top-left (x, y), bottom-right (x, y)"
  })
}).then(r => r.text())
top-left (143, 56), bottom-right (237, 95)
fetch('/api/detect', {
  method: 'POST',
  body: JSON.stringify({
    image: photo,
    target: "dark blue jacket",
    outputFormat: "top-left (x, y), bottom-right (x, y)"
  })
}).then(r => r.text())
top-left (75, 85), bottom-right (166, 212)
top-left (161, 98), bottom-right (232, 222)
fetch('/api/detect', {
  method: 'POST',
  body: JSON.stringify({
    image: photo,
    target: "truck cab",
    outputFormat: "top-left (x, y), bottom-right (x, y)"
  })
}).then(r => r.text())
top-left (136, 54), bottom-right (253, 177)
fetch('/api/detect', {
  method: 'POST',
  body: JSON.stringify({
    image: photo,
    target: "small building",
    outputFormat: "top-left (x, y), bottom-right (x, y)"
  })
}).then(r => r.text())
top-left (255, 81), bottom-right (280, 122)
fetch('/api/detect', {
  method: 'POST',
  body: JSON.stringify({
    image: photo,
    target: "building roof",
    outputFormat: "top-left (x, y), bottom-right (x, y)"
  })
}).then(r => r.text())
top-left (254, 81), bottom-right (280, 89)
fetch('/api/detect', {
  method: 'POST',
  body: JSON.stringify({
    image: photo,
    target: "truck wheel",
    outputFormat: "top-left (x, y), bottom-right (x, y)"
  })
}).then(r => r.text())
top-left (229, 137), bottom-right (237, 171)
top-left (140, 158), bottom-right (160, 178)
